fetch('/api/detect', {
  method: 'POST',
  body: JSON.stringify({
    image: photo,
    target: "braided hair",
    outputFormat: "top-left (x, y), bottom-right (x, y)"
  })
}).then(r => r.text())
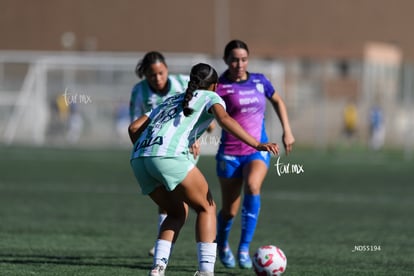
top-left (182, 63), bottom-right (218, 116)
top-left (135, 51), bottom-right (166, 79)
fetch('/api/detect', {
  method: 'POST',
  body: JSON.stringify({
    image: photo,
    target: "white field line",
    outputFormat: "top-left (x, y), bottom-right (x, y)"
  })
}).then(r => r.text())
top-left (0, 152), bottom-right (129, 163)
top-left (0, 182), bottom-right (411, 206)
top-left (0, 181), bottom-right (137, 195)
top-left (262, 191), bottom-right (412, 206)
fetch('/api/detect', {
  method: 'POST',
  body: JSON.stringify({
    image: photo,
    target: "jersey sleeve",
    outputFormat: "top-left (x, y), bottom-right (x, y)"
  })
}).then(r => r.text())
top-left (176, 74), bottom-right (190, 89)
top-left (262, 74), bottom-right (276, 99)
top-left (205, 93), bottom-right (226, 112)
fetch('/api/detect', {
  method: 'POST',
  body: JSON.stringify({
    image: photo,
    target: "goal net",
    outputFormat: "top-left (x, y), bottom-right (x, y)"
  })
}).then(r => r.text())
top-left (0, 51), bottom-right (285, 154)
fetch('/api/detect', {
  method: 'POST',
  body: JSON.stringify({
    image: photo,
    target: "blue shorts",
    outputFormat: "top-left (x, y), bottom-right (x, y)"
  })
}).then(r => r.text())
top-left (216, 151), bottom-right (270, 178)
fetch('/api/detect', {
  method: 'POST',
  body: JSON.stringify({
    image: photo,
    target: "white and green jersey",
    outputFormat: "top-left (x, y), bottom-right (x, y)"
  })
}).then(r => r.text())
top-left (129, 74), bottom-right (189, 122)
top-left (131, 90), bottom-right (225, 158)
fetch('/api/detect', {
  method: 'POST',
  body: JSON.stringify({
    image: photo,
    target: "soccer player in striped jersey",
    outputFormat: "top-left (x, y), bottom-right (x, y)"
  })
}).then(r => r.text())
top-left (215, 40), bottom-right (295, 269)
top-left (129, 63), bottom-right (279, 276)
top-left (130, 51), bottom-right (190, 256)
top-left (130, 51), bottom-right (189, 122)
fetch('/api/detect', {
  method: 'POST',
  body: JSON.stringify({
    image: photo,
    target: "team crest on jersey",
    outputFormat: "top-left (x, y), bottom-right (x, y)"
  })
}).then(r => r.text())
top-left (256, 83), bottom-right (264, 94)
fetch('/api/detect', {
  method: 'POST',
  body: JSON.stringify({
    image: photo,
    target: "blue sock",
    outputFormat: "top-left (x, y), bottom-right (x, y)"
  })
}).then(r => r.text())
top-left (239, 194), bottom-right (261, 253)
top-left (216, 211), bottom-right (234, 248)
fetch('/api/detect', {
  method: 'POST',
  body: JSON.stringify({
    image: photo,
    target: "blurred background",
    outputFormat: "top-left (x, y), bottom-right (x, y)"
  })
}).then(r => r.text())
top-left (1, 0), bottom-right (413, 156)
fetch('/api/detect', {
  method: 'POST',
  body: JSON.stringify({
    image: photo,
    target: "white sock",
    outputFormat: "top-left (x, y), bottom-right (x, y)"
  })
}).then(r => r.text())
top-left (154, 239), bottom-right (172, 268)
top-left (197, 242), bottom-right (217, 272)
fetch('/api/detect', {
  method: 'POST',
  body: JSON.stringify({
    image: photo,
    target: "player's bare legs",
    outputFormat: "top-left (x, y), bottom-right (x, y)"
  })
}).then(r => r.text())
top-left (148, 167), bottom-right (216, 274)
top-left (242, 160), bottom-right (267, 195)
top-left (219, 177), bottom-right (243, 219)
top-left (150, 189), bottom-right (187, 243)
top-left (177, 167), bottom-right (216, 242)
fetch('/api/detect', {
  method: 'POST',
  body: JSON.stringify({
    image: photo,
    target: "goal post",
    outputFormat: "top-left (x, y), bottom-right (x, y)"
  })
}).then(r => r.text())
top-left (1, 51), bottom-right (286, 152)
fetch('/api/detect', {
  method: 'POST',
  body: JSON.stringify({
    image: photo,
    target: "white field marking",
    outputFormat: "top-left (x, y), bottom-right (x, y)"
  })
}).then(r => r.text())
top-left (329, 155), bottom-right (388, 165)
top-left (0, 150), bottom-right (128, 163)
top-left (0, 181), bottom-right (136, 195)
top-left (1, 181), bottom-right (412, 206)
top-left (261, 191), bottom-right (413, 206)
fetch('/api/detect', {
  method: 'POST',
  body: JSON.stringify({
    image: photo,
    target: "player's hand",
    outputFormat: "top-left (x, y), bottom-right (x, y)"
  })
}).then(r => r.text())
top-left (283, 131), bottom-right (295, 155)
top-left (256, 142), bottom-right (279, 155)
top-left (189, 140), bottom-right (201, 158)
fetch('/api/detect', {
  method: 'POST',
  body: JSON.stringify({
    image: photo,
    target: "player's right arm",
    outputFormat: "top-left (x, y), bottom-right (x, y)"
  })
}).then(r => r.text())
top-left (269, 92), bottom-right (295, 155)
top-left (210, 103), bottom-right (279, 155)
top-left (128, 115), bottom-right (150, 144)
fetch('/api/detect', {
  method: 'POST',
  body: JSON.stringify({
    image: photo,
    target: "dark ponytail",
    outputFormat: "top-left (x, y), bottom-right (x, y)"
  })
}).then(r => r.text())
top-left (182, 63), bottom-right (218, 117)
top-left (135, 51), bottom-right (166, 78)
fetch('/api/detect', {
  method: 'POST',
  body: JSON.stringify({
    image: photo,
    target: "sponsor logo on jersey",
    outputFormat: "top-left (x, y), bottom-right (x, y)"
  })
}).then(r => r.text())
top-left (239, 90), bottom-right (255, 95)
top-left (239, 97), bottom-right (260, 105)
top-left (241, 107), bottom-right (259, 113)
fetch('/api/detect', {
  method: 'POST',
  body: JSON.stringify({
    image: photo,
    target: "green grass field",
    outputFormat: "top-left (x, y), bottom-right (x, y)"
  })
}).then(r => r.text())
top-left (0, 146), bottom-right (413, 275)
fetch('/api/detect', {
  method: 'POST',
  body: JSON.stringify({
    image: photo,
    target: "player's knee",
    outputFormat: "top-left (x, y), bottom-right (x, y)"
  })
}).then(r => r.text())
top-left (220, 208), bottom-right (237, 220)
top-left (164, 203), bottom-right (187, 220)
top-left (193, 201), bottom-right (216, 215)
top-left (245, 183), bottom-right (261, 195)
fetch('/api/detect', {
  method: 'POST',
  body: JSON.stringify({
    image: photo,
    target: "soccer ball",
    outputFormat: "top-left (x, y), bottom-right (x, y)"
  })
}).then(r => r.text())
top-left (253, 245), bottom-right (287, 276)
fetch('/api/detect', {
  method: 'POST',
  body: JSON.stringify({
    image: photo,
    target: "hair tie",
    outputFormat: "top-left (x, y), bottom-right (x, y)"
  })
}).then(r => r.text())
top-left (205, 66), bottom-right (213, 80)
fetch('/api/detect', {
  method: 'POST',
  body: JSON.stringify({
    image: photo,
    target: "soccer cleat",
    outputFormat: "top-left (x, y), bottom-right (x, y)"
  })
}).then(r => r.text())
top-left (148, 264), bottom-right (165, 276)
top-left (218, 246), bottom-right (235, 268)
top-left (148, 246), bottom-right (155, 257)
top-left (238, 251), bottom-right (252, 269)
top-left (194, 271), bottom-right (214, 276)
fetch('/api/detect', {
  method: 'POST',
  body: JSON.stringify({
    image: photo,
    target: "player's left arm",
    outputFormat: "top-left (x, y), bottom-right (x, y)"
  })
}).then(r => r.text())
top-left (206, 121), bottom-right (216, 133)
top-left (269, 92), bottom-right (295, 155)
top-left (128, 115), bottom-right (150, 144)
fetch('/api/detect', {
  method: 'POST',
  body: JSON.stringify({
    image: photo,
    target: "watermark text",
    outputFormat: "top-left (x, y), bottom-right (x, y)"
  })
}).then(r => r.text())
top-left (63, 88), bottom-right (92, 106)
top-left (274, 156), bottom-right (304, 176)
top-left (352, 245), bottom-right (382, 252)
